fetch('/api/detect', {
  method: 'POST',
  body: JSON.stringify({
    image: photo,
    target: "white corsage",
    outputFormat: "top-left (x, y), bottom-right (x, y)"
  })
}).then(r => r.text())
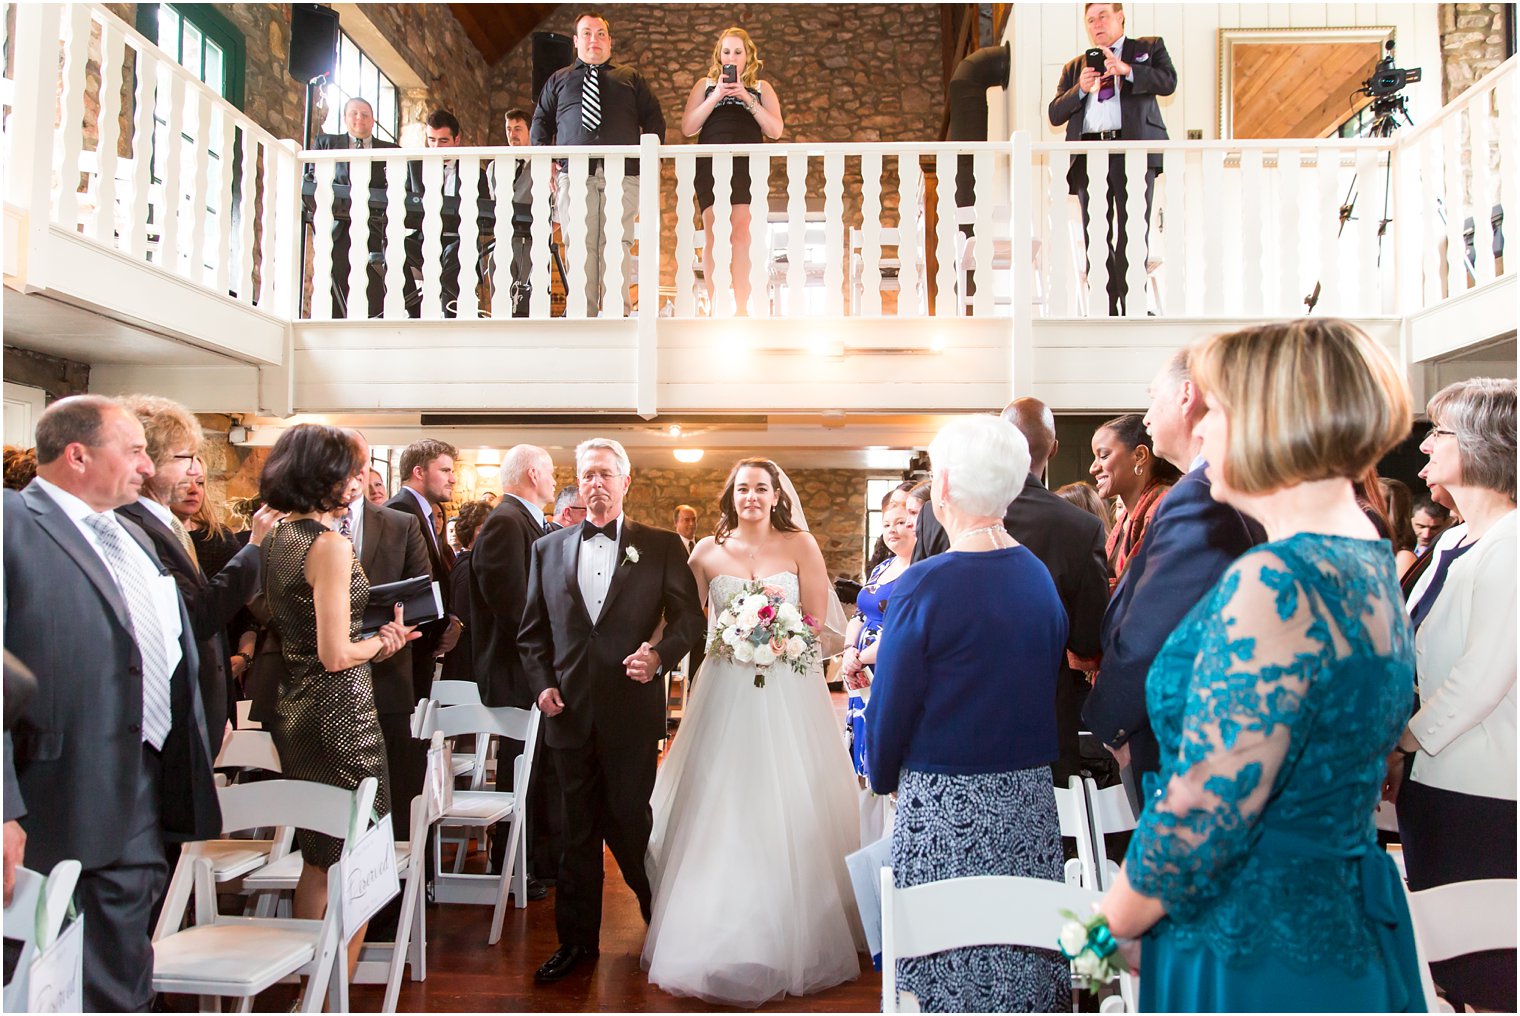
top-left (1056, 910), bottom-right (1129, 991)
top-left (622, 545), bottom-right (640, 566)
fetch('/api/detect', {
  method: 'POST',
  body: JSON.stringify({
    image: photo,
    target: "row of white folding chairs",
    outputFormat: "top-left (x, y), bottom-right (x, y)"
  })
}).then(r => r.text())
top-left (2, 860), bottom-right (82, 1011)
top-left (1054, 774), bottom-right (1139, 892)
top-left (152, 775), bottom-right (388, 1012)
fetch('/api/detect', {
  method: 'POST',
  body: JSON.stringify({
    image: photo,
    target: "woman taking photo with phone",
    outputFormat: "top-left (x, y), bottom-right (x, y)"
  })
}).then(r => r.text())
top-left (681, 26), bottom-right (784, 314)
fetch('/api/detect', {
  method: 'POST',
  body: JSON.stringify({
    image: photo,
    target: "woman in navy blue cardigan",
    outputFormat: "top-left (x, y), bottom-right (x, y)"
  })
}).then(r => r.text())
top-left (867, 414), bottom-right (1069, 1013)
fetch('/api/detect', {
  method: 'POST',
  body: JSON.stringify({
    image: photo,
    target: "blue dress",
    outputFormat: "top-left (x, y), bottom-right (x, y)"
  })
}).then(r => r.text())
top-left (1125, 534), bottom-right (1426, 1013)
top-left (846, 557), bottom-right (904, 778)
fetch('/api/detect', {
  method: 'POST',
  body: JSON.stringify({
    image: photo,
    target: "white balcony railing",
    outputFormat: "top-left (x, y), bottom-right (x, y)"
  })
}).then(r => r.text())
top-left (5, 3), bottom-right (1515, 335)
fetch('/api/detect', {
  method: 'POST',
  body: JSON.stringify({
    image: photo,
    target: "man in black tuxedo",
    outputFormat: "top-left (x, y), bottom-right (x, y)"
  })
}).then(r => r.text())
top-left (470, 444), bottom-right (560, 888)
top-left (1048, 3), bottom-right (1176, 315)
top-left (116, 395), bottom-right (273, 738)
top-left (671, 504), bottom-right (705, 681)
top-left (4, 396), bottom-right (220, 1010)
top-left (915, 398), bottom-right (1109, 786)
top-left (520, 438), bottom-right (704, 981)
top-left (403, 109), bottom-right (494, 318)
top-left (1083, 350), bottom-right (1263, 808)
top-left (311, 97), bottom-right (399, 318)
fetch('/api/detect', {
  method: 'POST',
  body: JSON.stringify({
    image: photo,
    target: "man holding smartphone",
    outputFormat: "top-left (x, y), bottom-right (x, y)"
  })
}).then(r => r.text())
top-left (1048, 3), bottom-right (1176, 316)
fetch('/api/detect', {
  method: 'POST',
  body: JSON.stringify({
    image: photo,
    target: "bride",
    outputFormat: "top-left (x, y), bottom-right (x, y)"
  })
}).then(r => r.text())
top-left (643, 458), bottom-right (865, 1006)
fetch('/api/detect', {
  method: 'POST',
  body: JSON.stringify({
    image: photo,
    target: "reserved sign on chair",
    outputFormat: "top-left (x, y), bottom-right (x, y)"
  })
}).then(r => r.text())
top-left (28, 914), bottom-right (83, 1013)
top-left (343, 821), bottom-right (401, 938)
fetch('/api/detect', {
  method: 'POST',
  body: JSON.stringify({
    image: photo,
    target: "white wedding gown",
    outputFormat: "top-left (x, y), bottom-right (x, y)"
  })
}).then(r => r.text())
top-left (643, 572), bottom-right (865, 1007)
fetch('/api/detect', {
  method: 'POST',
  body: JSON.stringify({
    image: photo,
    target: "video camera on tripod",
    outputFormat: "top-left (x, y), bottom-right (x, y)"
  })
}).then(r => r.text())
top-left (1359, 40), bottom-right (1422, 131)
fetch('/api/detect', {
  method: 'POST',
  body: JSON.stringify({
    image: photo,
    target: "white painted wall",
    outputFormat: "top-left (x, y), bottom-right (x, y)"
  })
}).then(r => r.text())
top-left (1006, 3), bottom-right (1443, 142)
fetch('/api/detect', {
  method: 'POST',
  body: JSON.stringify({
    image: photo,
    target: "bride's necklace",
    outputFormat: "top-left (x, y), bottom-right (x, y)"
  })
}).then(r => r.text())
top-left (738, 530), bottom-right (772, 576)
top-left (952, 523), bottom-right (1011, 550)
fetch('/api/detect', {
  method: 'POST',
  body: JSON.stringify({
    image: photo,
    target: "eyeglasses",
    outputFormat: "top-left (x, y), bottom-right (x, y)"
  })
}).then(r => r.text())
top-left (1425, 426), bottom-right (1457, 441)
top-left (170, 453), bottom-right (197, 461)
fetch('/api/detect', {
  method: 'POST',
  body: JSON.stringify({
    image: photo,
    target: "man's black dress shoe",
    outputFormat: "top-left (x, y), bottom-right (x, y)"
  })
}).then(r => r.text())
top-left (535, 944), bottom-right (598, 982)
top-left (526, 877), bottom-right (550, 901)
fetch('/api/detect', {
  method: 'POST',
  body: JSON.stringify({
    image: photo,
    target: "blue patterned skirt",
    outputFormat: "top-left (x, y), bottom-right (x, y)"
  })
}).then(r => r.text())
top-left (890, 767), bottom-right (1068, 1013)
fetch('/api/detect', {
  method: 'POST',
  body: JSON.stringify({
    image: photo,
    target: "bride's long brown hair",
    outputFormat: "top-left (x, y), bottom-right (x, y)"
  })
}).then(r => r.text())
top-left (714, 458), bottom-right (803, 544)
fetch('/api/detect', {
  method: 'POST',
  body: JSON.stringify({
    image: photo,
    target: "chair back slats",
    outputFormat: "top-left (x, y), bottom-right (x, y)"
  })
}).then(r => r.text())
top-left (214, 728), bottom-right (282, 772)
top-left (427, 702), bottom-right (535, 741)
top-left (216, 778), bottom-right (378, 841)
top-left (1408, 878), bottom-right (1518, 964)
top-left (882, 871), bottom-right (1102, 959)
top-left (429, 679), bottom-right (483, 706)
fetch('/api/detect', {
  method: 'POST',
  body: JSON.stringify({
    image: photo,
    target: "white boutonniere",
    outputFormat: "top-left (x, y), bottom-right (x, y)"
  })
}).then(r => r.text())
top-left (622, 545), bottom-right (640, 566)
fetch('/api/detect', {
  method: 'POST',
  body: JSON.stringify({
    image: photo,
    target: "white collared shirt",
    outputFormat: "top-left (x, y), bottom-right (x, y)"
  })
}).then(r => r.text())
top-left (507, 492), bottom-right (548, 532)
top-left (33, 478), bottom-right (184, 675)
top-left (405, 486), bottom-right (440, 551)
top-left (1082, 35), bottom-right (1132, 134)
top-left (138, 495), bottom-right (177, 530)
top-left (332, 495), bottom-right (365, 557)
top-left (578, 515), bottom-right (623, 623)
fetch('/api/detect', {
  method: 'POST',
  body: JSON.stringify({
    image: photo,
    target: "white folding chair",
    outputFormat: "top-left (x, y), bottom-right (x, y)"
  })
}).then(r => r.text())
top-left (152, 777), bottom-right (381, 1013)
top-left (429, 680), bottom-right (489, 779)
top-left (198, 731), bottom-right (290, 898)
top-left (879, 867), bottom-right (1136, 1013)
top-left (234, 698), bottom-right (261, 730)
top-left (2, 861), bottom-right (82, 1011)
top-left (1405, 878), bottom-right (1518, 1013)
top-left (424, 702), bottom-right (542, 945)
top-left (1054, 775), bottom-right (1099, 889)
top-left (353, 732), bottom-right (448, 1013)
top-left (1084, 776), bottom-right (1139, 891)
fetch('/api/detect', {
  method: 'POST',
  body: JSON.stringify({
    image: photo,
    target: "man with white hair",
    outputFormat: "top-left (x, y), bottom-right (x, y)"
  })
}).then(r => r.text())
top-left (519, 437), bottom-right (703, 981)
top-left (470, 444), bottom-right (560, 891)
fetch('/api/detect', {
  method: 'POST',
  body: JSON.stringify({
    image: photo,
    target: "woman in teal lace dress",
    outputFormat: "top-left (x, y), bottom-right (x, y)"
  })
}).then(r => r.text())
top-left (1098, 319), bottom-right (1427, 1012)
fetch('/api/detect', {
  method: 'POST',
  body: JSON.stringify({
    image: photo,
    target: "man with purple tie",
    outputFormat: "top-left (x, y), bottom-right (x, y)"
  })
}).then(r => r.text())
top-left (1048, 3), bottom-right (1176, 315)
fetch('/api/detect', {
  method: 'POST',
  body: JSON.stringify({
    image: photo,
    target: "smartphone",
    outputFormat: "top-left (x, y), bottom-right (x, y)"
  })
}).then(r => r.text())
top-left (1085, 47), bottom-right (1106, 72)
top-left (722, 63), bottom-right (738, 84)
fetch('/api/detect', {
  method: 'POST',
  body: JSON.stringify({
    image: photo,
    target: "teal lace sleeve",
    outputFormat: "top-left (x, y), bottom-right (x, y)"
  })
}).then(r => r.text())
top-left (1125, 550), bottom-right (1323, 922)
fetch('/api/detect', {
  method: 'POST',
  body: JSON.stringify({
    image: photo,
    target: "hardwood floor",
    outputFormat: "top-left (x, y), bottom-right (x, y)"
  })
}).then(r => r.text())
top-left (348, 847), bottom-right (882, 1013)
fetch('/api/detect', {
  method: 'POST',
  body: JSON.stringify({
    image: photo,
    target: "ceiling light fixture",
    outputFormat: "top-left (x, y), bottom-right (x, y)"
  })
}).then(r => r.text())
top-left (673, 448), bottom-right (704, 464)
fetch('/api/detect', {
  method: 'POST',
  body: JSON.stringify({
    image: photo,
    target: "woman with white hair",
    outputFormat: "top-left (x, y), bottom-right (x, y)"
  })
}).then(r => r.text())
top-left (867, 414), bottom-right (1071, 1012)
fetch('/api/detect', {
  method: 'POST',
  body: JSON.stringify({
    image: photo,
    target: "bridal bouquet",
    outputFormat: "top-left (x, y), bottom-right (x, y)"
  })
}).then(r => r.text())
top-left (708, 580), bottom-right (819, 687)
top-left (1056, 910), bottom-right (1129, 991)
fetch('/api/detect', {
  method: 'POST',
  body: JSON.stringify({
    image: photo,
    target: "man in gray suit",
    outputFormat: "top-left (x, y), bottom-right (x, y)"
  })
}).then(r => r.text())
top-left (3, 396), bottom-right (220, 1011)
top-left (1048, 2), bottom-right (1176, 314)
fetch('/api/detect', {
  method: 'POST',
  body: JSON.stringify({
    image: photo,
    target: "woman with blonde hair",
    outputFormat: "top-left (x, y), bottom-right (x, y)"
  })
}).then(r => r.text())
top-left (680, 26), bottom-right (784, 314)
top-left (1098, 319), bottom-right (1424, 1011)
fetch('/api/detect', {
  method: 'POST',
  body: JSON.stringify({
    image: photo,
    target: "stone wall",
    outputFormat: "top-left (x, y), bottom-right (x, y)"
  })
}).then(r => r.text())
top-left (487, 4), bottom-right (945, 287)
top-left (1439, 4), bottom-right (1511, 103)
top-left (357, 5), bottom-right (494, 145)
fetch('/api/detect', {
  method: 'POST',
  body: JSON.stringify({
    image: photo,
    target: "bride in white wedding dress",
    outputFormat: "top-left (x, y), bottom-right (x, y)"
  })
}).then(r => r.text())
top-left (642, 458), bottom-right (865, 1007)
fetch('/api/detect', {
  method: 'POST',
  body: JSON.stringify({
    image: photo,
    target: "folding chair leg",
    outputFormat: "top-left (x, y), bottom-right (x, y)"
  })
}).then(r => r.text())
top-left (412, 886), bottom-right (427, 980)
top-left (382, 874), bottom-right (417, 1013)
top-left (489, 812), bottom-right (527, 944)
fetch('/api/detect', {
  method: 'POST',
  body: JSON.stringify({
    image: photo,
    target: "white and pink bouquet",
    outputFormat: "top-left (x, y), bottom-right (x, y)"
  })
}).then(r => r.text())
top-left (708, 579), bottom-right (819, 687)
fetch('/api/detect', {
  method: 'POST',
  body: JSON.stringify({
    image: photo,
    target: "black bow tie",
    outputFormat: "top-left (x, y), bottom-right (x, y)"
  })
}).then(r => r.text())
top-left (582, 520), bottom-right (618, 542)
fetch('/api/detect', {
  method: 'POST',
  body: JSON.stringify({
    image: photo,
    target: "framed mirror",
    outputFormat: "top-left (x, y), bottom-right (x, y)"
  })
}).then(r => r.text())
top-left (1219, 27), bottom-right (1394, 139)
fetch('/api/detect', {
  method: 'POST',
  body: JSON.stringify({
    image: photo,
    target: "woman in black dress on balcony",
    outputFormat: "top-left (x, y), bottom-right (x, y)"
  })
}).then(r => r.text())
top-left (681, 27), bottom-right (785, 314)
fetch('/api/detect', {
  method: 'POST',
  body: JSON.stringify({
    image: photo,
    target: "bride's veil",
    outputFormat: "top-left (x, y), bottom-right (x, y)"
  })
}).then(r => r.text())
top-left (774, 466), bottom-right (850, 660)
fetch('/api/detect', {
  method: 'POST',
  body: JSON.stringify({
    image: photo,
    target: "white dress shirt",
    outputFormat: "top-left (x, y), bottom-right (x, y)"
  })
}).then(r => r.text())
top-left (33, 478), bottom-right (184, 675)
top-left (1082, 35), bottom-right (1132, 134)
top-left (578, 515), bottom-right (622, 623)
top-left (406, 485), bottom-right (440, 552)
top-left (332, 494), bottom-right (366, 556)
top-left (1408, 511), bottom-right (1517, 800)
top-left (507, 492), bottom-right (549, 532)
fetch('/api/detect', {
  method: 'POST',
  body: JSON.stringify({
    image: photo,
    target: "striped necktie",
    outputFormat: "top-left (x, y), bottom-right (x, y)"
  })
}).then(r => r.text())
top-left (338, 513), bottom-right (354, 542)
top-left (169, 514), bottom-right (201, 574)
top-left (581, 64), bottom-right (602, 132)
top-left (85, 513), bottom-right (174, 749)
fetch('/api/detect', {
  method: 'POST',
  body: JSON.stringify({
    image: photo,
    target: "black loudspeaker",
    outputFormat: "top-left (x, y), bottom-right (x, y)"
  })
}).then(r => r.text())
top-left (531, 32), bottom-right (574, 103)
top-left (289, 4), bottom-right (340, 83)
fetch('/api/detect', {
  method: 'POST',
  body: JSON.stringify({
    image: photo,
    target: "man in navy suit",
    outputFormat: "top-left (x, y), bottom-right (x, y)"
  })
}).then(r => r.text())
top-left (1083, 349), bottom-right (1263, 809)
top-left (4, 396), bottom-right (220, 1010)
top-left (1048, 3), bottom-right (1176, 314)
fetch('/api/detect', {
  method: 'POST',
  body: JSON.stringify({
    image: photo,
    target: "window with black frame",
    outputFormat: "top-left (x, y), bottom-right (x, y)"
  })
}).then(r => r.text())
top-left (314, 30), bottom-right (399, 145)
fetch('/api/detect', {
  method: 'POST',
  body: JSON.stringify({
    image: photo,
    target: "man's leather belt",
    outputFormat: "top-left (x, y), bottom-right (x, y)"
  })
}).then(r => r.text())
top-left (1082, 130), bottom-right (1123, 141)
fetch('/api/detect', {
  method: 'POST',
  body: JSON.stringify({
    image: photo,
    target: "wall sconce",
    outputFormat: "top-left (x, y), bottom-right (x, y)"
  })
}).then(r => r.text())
top-left (673, 448), bottom-right (704, 464)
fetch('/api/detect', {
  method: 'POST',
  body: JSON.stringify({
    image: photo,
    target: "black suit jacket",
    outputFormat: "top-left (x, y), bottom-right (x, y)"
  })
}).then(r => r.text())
top-left (117, 501), bottom-right (261, 737)
top-left (470, 495), bottom-right (550, 708)
top-left (383, 490), bottom-right (452, 699)
top-left (4, 485), bottom-right (220, 870)
top-left (519, 520), bottom-right (704, 749)
top-left (358, 500), bottom-right (435, 713)
top-left (1082, 465), bottom-right (1263, 783)
top-left (1048, 36), bottom-right (1176, 188)
top-left (914, 474), bottom-right (1108, 664)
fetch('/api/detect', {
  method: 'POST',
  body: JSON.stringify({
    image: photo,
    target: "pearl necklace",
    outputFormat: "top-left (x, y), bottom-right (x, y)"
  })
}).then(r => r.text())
top-left (952, 523), bottom-right (1010, 549)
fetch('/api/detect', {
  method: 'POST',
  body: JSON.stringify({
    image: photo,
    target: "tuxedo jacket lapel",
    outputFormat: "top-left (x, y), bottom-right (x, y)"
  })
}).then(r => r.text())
top-left (562, 523), bottom-right (592, 625)
top-left (597, 520), bottom-right (639, 621)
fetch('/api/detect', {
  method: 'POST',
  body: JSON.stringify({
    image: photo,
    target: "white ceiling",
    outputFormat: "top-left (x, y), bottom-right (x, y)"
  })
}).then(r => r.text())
top-left (2, 291), bottom-right (238, 366)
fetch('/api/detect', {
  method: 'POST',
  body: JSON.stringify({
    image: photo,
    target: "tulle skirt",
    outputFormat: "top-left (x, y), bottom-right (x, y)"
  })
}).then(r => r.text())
top-left (642, 654), bottom-right (865, 1006)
